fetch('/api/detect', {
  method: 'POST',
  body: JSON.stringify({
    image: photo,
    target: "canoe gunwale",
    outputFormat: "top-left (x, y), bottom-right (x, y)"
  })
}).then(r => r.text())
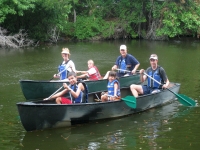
top-left (17, 82), bottom-right (180, 106)
top-left (19, 73), bottom-right (141, 101)
top-left (16, 82), bottom-right (181, 131)
top-left (18, 72), bottom-right (140, 83)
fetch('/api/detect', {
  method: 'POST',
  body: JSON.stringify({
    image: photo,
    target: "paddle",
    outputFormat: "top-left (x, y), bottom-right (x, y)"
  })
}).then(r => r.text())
top-left (50, 66), bottom-right (69, 80)
top-left (116, 69), bottom-right (139, 75)
top-left (116, 69), bottom-right (131, 73)
top-left (143, 72), bottom-right (196, 107)
top-left (121, 95), bottom-right (137, 108)
top-left (44, 86), bottom-right (63, 100)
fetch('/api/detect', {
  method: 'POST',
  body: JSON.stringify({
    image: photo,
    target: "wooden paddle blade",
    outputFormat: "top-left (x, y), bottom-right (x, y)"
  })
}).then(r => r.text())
top-left (121, 96), bottom-right (137, 109)
top-left (176, 94), bottom-right (196, 106)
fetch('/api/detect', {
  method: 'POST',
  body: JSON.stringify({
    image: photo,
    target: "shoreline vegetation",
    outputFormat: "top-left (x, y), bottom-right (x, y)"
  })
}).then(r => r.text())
top-left (0, 0), bottom-right (200, 48)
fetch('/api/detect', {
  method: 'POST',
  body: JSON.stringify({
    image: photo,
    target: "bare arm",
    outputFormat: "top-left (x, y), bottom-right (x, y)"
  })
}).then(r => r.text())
top-left (51, 89), bottom-right (68, 99)
top-left (76, 73), bottom-right (88, 79)
top-left (112, 65), bottom-right (118, 70)
top-left (76, 71), bottom-right (87, 74)
top-left (162, 79), bottom-right (170, 89)
top-left (65, 83), bottom-right (84, 98)
top-left (132, 64), bottom-right (140, 74)
top-left (114, 82), bottom-right (119, 96)
top-left (139, 69), bottom-right (147, 83)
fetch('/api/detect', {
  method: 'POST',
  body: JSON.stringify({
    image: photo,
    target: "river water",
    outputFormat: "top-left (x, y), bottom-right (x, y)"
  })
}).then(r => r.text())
top-left (0, 39), bottom-right (200, 149)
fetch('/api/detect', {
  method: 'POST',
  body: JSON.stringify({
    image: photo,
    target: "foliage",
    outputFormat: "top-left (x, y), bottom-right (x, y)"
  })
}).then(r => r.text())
top-left (156, 0), bottom-right (200, 37)
top-left (74, 16), bottom-right (100, 39)
top-left (1, 0), bottom-right (73, 41)
top-left (1, 0), bottom-right (200, 42)
top-left (0, 0), bottom-right (36, 23)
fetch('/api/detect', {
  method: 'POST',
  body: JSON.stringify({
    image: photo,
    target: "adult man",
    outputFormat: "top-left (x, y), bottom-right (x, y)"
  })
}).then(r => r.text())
top-left (130, 54), bottom-right (169, 97)
top-left (112, 45), bottom-right (140, 77)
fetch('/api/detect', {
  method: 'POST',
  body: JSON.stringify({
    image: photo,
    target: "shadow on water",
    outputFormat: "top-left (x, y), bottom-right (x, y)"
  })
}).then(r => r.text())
top-left (15, 101), bottom-right (193, 150)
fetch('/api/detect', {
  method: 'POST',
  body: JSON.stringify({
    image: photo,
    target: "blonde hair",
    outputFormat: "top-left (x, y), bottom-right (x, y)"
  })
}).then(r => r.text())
top-left (88, 59), bottom-right (94, 65)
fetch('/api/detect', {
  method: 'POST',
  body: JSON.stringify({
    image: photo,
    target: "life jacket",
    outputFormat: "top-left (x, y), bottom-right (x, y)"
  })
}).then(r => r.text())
top-left (58, 60), bottom-right (70, 80)
top-left (147, 66), bottom-right (163, 89)
top-left (118, 57), bottom-right (127, 73)
top-left (70, 81), bottom-right (88, 103)
top-left (88, 66), bottom-right (102, 80)
top-left (107, 79), bottom-right (120, 96)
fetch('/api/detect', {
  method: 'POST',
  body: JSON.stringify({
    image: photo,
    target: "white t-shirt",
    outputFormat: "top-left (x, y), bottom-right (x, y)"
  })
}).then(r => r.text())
top-left (87, 67), bottom-right (96, 75)
top-left (62, 60), bottom-right (76, 72)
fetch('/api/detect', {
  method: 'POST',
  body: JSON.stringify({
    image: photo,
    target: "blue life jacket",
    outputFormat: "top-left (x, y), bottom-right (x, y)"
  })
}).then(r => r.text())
top-left (70, 84), bottom-right (83, 103)
top-left (70, 81), bottom-right (88, 103)
top-left (107, 79), bottom-right (120, 96)
top-left (58, 60), bottom-right (70, 80)
top-left (58, 65), bottom-right (67, 80)
top-left (147, 67), bottom-right (162, 89)
top-left (118, 58), bottom-right (126, 73)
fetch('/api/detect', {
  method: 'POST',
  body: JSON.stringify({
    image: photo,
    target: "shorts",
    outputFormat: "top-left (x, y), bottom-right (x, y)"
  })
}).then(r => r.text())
top-left (142, 85), bottom-right (160, 95)
top-left (61, 97), bottom-right (72, 104)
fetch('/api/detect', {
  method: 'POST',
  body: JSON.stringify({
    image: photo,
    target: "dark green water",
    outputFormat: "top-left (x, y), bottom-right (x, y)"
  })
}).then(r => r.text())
top-left (0, 40), bottom-right (200, 149)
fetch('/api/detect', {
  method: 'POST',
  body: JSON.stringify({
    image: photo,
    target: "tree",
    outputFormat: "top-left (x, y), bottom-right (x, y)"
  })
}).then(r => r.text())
top-left (0, 0), bottom-right (36, 23)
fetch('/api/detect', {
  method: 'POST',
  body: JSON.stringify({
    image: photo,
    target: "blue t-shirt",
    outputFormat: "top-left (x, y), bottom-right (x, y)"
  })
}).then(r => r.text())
top-left (115, 54), bottom-right (139, 72)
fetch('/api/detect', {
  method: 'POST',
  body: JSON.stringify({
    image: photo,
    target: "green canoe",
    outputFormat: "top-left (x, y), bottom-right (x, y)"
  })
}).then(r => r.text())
top-left (19, 73), bottom-right (141, 101)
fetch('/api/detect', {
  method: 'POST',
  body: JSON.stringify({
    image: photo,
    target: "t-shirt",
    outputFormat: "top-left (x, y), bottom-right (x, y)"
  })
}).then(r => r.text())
top-left (146, 66), bottom-right (168, 85)
top-left (115, 54), bottom-right (139, 71)
top-left (87, 67), bottom-right (96, 75)
top-left (62, 60), bottom-right (76, 72)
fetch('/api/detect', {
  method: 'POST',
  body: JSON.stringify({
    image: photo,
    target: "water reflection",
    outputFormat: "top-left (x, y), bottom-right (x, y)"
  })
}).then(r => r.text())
top-left (15, 101), bottom-right (193, 150)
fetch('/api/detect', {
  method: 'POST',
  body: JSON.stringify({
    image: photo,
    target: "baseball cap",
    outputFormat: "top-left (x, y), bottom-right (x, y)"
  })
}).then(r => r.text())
top-left (149, 54), bottom-right (158, 60)
top-left (120, 45), bottom-right (127, 50)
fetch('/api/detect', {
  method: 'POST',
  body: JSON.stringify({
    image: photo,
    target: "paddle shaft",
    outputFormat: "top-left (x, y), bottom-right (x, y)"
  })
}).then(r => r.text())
top-left (116, 69), bottom-right (131, 73)
top-left (95, 94), bottom-right (101, 100)
top-left (47, 86), bottom-right (63, 100)
top-left (143, 72), bottom-right (193, 106)
top-left (50, 66), bottom-right (69, 80)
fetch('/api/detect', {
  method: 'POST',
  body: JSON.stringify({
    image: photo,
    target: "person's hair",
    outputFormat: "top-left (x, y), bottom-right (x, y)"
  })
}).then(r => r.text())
top-left (108, 71), bottom-right (119, 81)
top-left (68, 72), bottom-right (76, 78)
top-left (88, 59), bottom-right (94, 64)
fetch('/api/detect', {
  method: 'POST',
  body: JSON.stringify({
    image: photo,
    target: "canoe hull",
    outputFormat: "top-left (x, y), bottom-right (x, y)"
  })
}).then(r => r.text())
top-left (19, 74), bottom-right (141, 101)
top-left (17, 83), bottom-right (180, 131)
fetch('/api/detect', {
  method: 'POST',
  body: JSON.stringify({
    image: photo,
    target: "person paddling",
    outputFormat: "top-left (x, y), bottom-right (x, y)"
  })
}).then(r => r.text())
top-left (112, 45), bottom-right (140, 77)
top-left (46, 72), bottom-right (85, 104)
top-left (103, 45), bottom-right (140, 79)
top-left (76, 60), bottom-right (102, 81)
top-left (53, 48), bottom-right (76, 80)
top-left (130, 54), bottom-right (169, 97)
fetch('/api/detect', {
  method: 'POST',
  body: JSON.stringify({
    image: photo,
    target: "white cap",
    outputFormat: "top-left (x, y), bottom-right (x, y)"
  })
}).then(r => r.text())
top-left (149, 54), bottom-right (158, 60)
top-left (120, 45), bottom-right (127, 50)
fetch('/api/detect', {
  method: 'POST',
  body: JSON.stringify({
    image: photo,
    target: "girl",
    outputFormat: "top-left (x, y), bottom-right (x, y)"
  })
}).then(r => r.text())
top-left (101, 71), bottom-right (121, 102)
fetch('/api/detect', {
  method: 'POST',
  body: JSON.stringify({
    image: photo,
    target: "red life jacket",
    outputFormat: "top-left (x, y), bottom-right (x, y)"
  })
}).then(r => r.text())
top-left (88, 66), bottom-right (102, 80)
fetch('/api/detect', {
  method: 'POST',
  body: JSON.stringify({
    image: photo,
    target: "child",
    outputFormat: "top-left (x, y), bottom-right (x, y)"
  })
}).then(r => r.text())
top-left (76, 60), bottom-right (101, 81)
top-left (101, 71), bottom-right (121, 102)
top-left (46, 72), bottom-right (85, 104)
